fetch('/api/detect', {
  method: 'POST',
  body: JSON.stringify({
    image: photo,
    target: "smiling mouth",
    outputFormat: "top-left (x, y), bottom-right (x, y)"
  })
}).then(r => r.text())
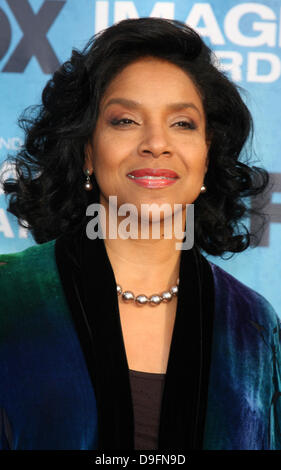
top-left (127, 175), bottom-right (177, 180)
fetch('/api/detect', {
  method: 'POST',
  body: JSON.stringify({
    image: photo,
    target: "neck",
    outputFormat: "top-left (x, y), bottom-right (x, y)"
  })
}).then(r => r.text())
top-left (98, 196), bottom-right (187, 290)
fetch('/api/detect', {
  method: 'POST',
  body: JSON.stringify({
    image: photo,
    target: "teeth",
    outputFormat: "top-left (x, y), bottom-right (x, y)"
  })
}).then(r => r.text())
top-left (128, 175), bottom-right (176, 180)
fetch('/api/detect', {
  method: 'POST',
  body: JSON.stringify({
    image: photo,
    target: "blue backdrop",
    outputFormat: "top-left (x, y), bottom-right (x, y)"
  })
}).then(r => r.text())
top-left (0, 0), bottom-right (280, 315)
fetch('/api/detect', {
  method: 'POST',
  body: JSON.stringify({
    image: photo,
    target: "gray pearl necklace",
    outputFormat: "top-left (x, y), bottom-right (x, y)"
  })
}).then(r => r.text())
top-left (116, 278), bottom-right (179, 306)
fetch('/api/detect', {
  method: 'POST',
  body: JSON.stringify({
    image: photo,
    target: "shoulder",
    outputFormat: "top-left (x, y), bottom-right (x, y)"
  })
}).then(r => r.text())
top-left (0, 238), bottom-right (56, 263)
top-left (0, 240), bottom-right (59, 310)
top-left (0, 239), bottom-right (56, 278)
top-left (204, 260), bottom-right (281, 450)
top-left (208, 260), bottom-right (280, 331)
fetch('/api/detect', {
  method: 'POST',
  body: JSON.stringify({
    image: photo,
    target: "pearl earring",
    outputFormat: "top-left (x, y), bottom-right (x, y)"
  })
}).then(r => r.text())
top-left (84, 168), bottom-right (93, 191)
top-left (200, 184), bottom-right (207, 193)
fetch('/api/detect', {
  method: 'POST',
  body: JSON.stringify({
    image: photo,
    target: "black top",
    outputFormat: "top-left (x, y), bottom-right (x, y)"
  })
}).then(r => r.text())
top-left (129, 369), bottom-right (166, 450)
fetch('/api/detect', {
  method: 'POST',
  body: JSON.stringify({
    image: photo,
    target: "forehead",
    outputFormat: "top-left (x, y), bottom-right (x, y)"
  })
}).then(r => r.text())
top-left (100, 57), bottom-right (203, 110)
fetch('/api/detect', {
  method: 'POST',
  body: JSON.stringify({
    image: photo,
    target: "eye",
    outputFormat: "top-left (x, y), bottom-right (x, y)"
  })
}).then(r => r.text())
top-left (110, 118), bottom-right (137, 126)
top-left (173, 121), bottom-right (197, 130)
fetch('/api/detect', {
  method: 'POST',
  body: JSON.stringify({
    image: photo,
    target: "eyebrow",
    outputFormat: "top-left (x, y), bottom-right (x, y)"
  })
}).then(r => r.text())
top-left (103, 98), bottom-right (202, 118)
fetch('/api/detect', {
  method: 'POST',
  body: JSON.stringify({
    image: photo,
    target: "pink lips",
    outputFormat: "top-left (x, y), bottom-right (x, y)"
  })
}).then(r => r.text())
top-left (127, 168), bottom-right (179, 189)
top-left (128, 168), bottom-right (179, 178)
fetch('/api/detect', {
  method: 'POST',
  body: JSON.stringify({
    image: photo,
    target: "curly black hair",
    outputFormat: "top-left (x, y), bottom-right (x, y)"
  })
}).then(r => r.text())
top-left (1, 17), bottom-right (269, 256)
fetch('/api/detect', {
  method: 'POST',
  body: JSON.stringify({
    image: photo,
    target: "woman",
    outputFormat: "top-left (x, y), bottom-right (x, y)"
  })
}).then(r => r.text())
top-left (0, 17), bottom-right (280, 451)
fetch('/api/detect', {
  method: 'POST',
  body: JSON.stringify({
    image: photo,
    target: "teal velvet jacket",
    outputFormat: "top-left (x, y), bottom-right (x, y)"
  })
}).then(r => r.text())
top-left (0, 226), bottom-right (280, 450)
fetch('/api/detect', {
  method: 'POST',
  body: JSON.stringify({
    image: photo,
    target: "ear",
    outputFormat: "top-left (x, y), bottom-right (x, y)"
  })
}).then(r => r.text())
top-left (206, 131), bottom-right (212, 151)
top-left (204, 157), bottom-right (209, 175)
top-left (83, 142), bottom-right (94, 174)
top-left (205, 146), bottom-right (210, 174)
top-left (204, 133), bottom-right (212, 174)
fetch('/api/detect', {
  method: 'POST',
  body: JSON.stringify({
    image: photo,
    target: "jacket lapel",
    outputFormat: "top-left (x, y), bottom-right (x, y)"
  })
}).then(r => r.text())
top-left (158, 240), bottom-right (215, 449)
top-left (55, 220), bottom-right (215, 450)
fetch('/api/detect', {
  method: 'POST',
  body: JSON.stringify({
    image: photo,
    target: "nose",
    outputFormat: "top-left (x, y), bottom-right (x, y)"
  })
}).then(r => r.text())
top-left (137, 123), bottom-right (172, 158)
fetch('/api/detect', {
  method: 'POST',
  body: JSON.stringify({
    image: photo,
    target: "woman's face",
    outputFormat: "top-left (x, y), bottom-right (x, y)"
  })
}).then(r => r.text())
top-left (86, 57), bottom-right (210, 217)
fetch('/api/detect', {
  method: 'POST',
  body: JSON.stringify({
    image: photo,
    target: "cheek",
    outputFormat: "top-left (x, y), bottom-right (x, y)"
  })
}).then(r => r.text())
top-left (92, 141), bottom-right (114, 172)
top-left (181, 146), bottom-right (208, 171)
top-left (194, 141), bottom-right (209, 168)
